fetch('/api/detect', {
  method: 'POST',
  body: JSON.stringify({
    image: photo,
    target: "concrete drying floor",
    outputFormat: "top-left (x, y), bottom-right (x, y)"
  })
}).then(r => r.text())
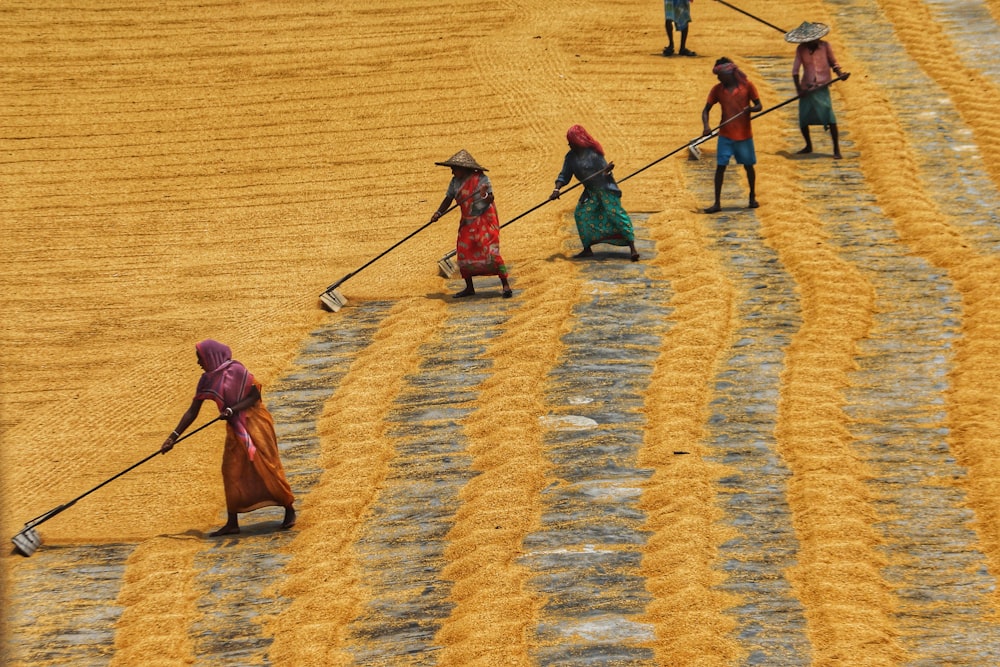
top-left (3, 0), bottom-right (1000, 664)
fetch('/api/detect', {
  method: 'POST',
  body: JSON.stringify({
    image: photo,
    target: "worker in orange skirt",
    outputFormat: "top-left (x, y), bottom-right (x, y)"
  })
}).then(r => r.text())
top-left (161, 339), bottom-right (295, 536)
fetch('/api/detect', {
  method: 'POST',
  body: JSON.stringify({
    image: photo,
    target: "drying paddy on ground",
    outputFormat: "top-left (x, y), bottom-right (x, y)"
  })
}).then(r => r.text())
top-left (3, 0), bottom-right (1000, 664)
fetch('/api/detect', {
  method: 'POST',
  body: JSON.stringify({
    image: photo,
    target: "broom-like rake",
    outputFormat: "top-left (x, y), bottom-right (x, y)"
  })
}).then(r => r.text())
top-left (320, 187), bottom-right (485, 311)
top-left (11, 415), bottom-right (224, 557)
top-left (437, 75), bottom-right (849, 275)
top-left (690, 70), bottom-right (852, 158)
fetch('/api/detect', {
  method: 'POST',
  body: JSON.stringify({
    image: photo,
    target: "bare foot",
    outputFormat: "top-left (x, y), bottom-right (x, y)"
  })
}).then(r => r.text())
top-left (452, 288), bottom-right (475, 298)
top-left (833, 152), bottom-right (843, 160)
top-left (704, 204), bottom-right (721, 214)
top-left (281, 507), bottom-right (296, 530)
top-left (796, 147), bottom-right (813, 154)
top-left (630, 252), bottom-right (640, 262)
top-left (502, 289), bottom-right (513, 299)
top-left (747, 200), bottom-right (760, 209)
top-left (209, 524), bottom-right (240, 537)
top-left (573, 248), bottom-right (593, 258)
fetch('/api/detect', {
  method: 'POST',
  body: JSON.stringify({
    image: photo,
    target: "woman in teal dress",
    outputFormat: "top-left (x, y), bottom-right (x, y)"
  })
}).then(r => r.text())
top-left (549, 125), bottom-right (639, 261)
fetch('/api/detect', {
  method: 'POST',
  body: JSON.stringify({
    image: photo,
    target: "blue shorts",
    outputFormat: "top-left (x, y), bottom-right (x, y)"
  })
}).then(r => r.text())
top-left (664, 0), bottom-right (691, 30)
top-left (717, 136), bottom-right (756, 166)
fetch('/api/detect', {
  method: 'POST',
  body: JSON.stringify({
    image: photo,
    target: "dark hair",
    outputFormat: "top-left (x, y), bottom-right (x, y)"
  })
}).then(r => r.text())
top-left (714, 57), bottom-right (732, 67)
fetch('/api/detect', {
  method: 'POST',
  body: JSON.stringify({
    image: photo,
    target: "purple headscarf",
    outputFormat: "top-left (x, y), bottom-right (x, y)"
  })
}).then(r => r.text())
top-left (194, 340), bottom-right (257, 460)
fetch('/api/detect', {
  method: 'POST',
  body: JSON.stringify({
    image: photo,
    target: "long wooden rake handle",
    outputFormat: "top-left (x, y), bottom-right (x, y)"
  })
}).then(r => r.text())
top-left (713, 0), bottom-right (787, 34)
top-left (439, 166), bottom-right (605, 262)
top-left (17, 414), bottom-right (225, 532)
top-left (324, 185), bottom-right (489, 293)
top-left (439, 74), bottom-right (848, 262)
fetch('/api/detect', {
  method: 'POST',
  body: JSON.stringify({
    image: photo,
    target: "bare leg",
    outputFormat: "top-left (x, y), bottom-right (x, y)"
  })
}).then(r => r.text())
top-left (629, 241), bottom-right (640, 261)
top-left (281, 505), bottom-right (296, 529)
top-left (210, 512), bottom-right (240, 536)
top-left (453, 277), bottom-right (475, 298)
top-left (500, 276), bottom-right (513, 298)
top-left (663, 21), bottom-right (675, 55)
top-left (705, 165), bottom-right (725, 213)
top-left (678, 28), bottom-right (696, 55)
top-left (830, 123), bottom-right (842, 159)
top-left (745, 165), bottom-right (758, 208)
top-left (797, 125), bottom-right (813, 154)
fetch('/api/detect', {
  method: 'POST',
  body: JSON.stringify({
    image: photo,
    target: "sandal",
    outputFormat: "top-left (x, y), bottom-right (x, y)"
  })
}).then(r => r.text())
top-left (679, 48), bottom-right (697, 57)
top-left (662, 46), bottom-right (674, 57)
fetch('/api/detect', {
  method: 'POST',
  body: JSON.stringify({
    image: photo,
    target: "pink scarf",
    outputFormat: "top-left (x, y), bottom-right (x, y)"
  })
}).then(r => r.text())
top-left (194, 340), bottom-right (257, 461)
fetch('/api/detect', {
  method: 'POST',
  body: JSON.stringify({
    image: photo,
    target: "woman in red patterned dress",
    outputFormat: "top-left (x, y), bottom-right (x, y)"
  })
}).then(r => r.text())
top-left (430, 149), bottom-right (513, 299)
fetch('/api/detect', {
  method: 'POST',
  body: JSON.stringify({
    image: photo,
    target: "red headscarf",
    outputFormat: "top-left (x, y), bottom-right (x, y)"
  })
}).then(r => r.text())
top-left (195, 340), bottom-right (257, 460)
top-left (566, 125), bottom-right (604, 156)
top-left (712, 60), bottom-right (750, 85)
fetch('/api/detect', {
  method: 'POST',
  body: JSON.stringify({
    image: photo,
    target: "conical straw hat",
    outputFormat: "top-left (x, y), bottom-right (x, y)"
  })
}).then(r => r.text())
top-left (434, 149), bottom-right (488, 171)
top-left (784, 21), bottom-right (830, 43)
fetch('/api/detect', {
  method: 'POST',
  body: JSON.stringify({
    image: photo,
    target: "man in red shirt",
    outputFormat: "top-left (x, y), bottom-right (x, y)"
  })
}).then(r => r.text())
top-left (701, 57), bottom-right (763, 214)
